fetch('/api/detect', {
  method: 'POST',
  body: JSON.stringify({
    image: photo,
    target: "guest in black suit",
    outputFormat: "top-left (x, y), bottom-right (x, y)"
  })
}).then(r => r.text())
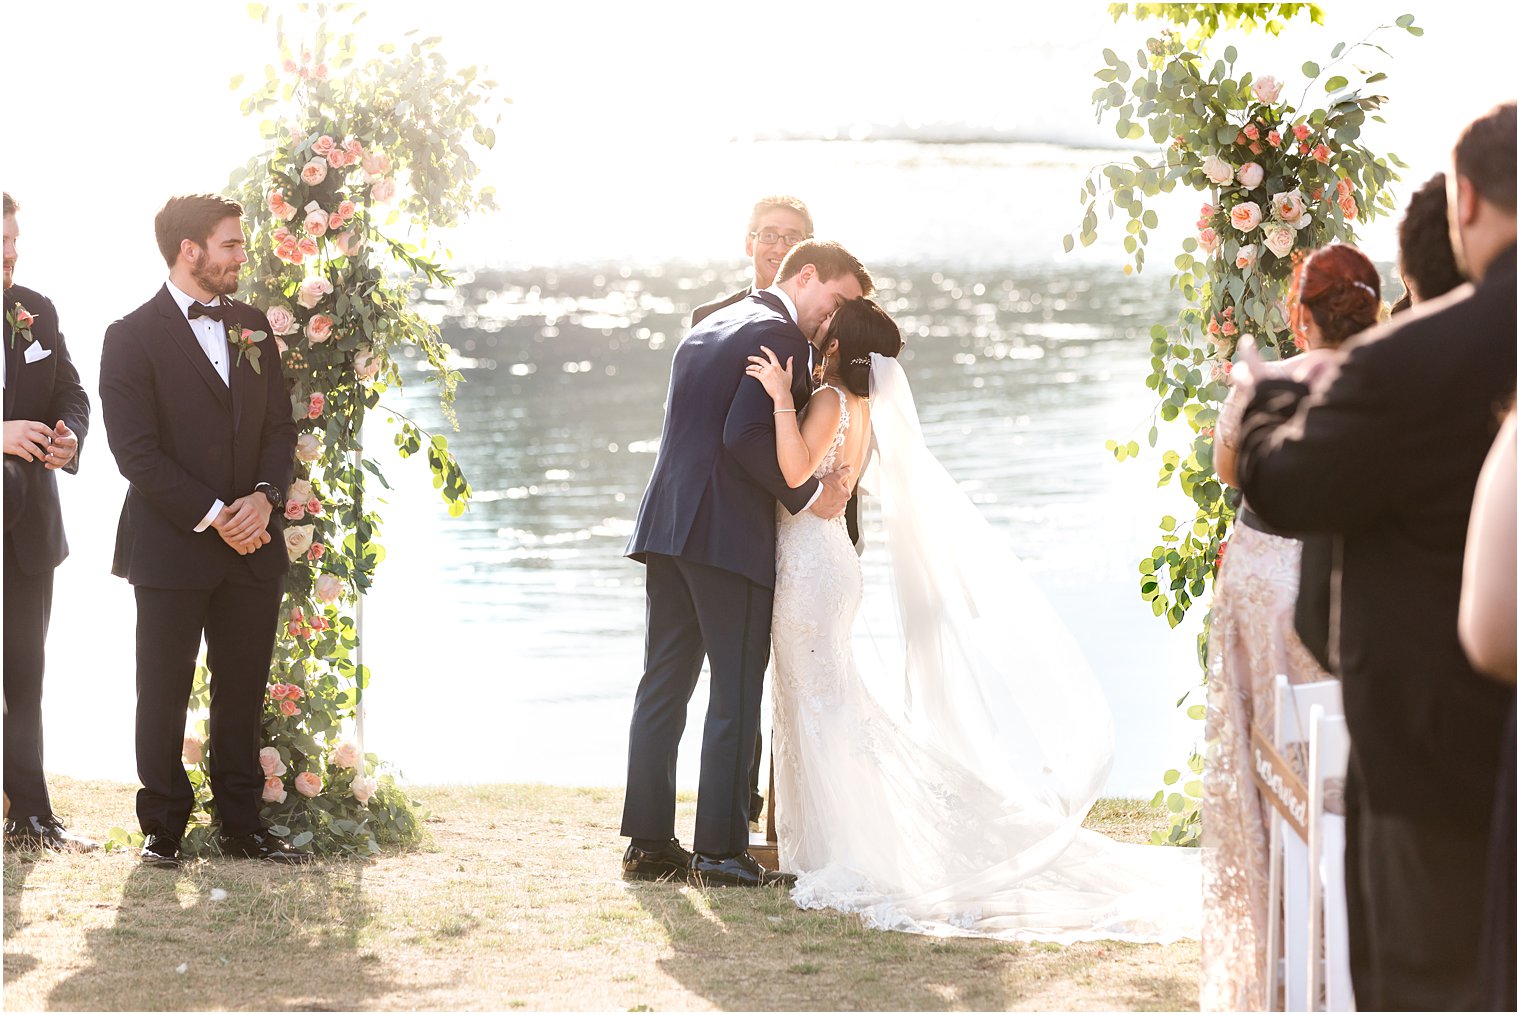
top-left (2, 193), bottom-right (95, 851)
top-left (100, 194), bottom-right (308, 868)
top-left (622, 240), bottom-right (864, 887)
top-left (1235, 101), bottom-right (1517, 1010)
top-left (689, 196), bottom-right (813, 329)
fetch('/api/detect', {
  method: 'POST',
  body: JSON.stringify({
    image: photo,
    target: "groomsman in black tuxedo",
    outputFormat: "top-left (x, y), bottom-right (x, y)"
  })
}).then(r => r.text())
top-left (100, 194), bottom-right (308, 867)
top-left (623, 240), bottom-right (863, 886)
top-left (2, 193), bottom-right (95, 851)
top-left (1236, 101), bottom-right (1516, 1009)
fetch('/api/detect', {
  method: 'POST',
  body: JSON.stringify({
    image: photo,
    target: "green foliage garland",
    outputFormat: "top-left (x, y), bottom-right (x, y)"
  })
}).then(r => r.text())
top-left (1068, 3), bottom-right (1421, 844)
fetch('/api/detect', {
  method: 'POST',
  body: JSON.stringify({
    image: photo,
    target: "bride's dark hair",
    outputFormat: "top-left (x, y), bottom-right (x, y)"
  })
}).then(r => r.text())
top-left (828, 298), bottom-right (904, 397)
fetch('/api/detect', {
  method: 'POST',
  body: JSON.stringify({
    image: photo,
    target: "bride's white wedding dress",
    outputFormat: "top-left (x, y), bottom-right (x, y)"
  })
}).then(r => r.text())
top-left (769, 358), bottom-right (1199, 942)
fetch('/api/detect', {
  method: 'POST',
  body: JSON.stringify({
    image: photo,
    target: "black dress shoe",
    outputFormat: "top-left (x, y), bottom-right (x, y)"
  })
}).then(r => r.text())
top-left (218, 829), bottom-right (314, 864)
top-left (3, 815), bottom-right (99, 853)
top-left (622, 838), bottom-right (693, 882)
top-left (688, 850), bottom-right (796, 888)
top-left (140, 833), bottom-right (181, 869)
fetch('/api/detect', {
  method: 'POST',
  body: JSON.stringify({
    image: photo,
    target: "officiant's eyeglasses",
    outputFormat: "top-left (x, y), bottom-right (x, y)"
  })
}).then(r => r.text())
top-left (750, 229), bottom-right (808, 248)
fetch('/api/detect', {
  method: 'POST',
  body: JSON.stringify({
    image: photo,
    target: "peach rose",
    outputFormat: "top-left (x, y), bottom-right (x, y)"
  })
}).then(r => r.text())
top-left (1292, 123), bottom-right (1311, 141)
top-left (285, 523), bottom-right (315, 561)
top-left (1263, 224), bottom-right (1296, 258)
top-left (1271, 190), bottom-right (1310, 229)
top-left (294, 772), bottom-right (322, 798)
top-left (361, 151), bottom-right (391, 178)
top-left (275, 238), bottom-right (303, 265)
top-left (354, 349), bottom-right (381, 380)
top-left (1267, 129), bottom-right (1283, 147)
top-left (295, 433), bottom-right (323, 463)
top-left (1312, 143), bottom-right (1331, 165)
top-left (315, 574), bottom-right (345, 603)
top-left (344, 139), bottom-right (364, 164)
top-left (307, 393), bottom-right (325, 418)
top-left (352, 775), bottom-right (378, 805)
top-left (265, 304), bottom-right (298, 336)
top-left (300, 157), bottom-right (328, 186)
top-left (1235, 243), bottom-right (1259, 271)
top-left (297, 276), bottom-right (333, 309)
top-left (313, 63), bottom-right (329, 81)
top-left (280, 700), bottom-right (301, 718)
top-left (335, 199), bottom-right (356, 220)
top-left (1243, 123), bottom-right (1260, 141)
top-left (285, 500), bottom-right (306, 521)
top-left (311, 134), bottom-right (336, 157)
top-left (1339, 194), bottom-right (1358, 219)
top-left (1229, 201), bottom-right (1263, 233)
top-left (262, 777), bottom-right (287, 804)
top-left (1198, 226), bottom-right (1220, 254)
top-left (1237, 162), bottom-right (1265, 190)
top-left (305, 314), bottom-right (335, 344)
top-left (1336, 176), bottom-right (1355, 200)
top-left (297, 236), bottom-right (319, 258)
top-left (1201, 154), bottom-right (1234, 186)
top-left (259, 747), bottom-right (287, 777)
top-left (331, 741), bottom-right (360, 769)
top-left (303, 204), bottom-right (328, 238)
top-left (334, 230), bottom-right (364, 258)
top-left (182, 736), bottom-right (204, 765)
top-left (371, 178), bottom-right (397, 204)
top-left (1252, 75), bottom-right (1283, 104)
top-left (267, 190), bottom-right (298, 222)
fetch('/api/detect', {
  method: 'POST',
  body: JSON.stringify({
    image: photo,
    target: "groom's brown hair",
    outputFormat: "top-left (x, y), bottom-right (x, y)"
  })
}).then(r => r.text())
top-left (775, 239), bottom-right (874, 296)
top-left (155, 194), bottom-right (244, 267)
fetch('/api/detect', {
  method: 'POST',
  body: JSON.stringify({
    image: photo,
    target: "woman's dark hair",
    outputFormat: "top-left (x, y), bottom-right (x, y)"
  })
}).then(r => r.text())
top-left (1290, 244), bottom-right (1382, 349)
top-left (1396, 173), bottom-right (1466, 306)
top-left (828, 298), bottom-right (903, 397)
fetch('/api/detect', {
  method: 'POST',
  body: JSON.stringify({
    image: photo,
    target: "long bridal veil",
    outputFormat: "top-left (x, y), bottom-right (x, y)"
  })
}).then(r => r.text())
top-left (814, 353), bottom-right (1200, 942)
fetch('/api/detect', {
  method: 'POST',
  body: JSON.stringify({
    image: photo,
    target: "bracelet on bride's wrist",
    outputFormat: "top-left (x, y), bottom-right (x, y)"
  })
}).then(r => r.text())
top-left (774, 408), bottom-right (797, 414)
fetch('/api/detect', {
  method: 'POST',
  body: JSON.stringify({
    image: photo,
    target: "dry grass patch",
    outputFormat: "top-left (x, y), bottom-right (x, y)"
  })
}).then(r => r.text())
top-left (4, 777), bottom-right (1196, 1011)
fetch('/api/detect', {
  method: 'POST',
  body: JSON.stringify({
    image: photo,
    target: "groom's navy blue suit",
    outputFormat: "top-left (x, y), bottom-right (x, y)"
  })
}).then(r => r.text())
top-left (624, 290), bottom-right (819, 855)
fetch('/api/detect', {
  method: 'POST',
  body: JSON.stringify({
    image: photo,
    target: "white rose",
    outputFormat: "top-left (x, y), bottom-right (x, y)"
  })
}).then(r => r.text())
top-left (1235, 243), bottom-right (1259, 271)
top-left (1263, 224), bottom-right (1296, 258)
top-left (1252, 75), bottom-right (1283, 104)
top-left (314, 574), bottom-right (346, 604)
top-left (352, 775), bottom-right (379, 805)
top-left (284, 524), bottom-right (315, 562)
top-left (371, 178), bottom-right (396, 204)
top-left (1202, 154), bottom-right (1234, 186)
top-left (265, 304), bottom-right (299, 337)
top-left (1237, 162), bottom-right (1265, 190)
top-left (295, 433), bottom-right (323, 463)
top-left (259, 746), bottom-right (287, 778)
top-left (288, 479), bottom-right (313, 504)
top-left (297, 276), bottom-right (333, 310)
top-left (331, 741), bottom-right (361, 769)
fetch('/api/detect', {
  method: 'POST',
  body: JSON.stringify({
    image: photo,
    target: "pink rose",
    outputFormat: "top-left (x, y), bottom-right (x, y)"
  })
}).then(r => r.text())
top-left (326, 146), bottom-right (349, 170)
top-left (1237, 162), bottom-right (1264, 190)
top-left (285, 523), bottom-right (315, 561)
top-left (267, 191), bottom-right (298, 222)
top-left (1243, 123), bottom-right (1260, 141)
top-left (1312, 144), bottom-right (1331, 165)
top-left (1336, 177), bottom-right (1355, 200)
top-left (1339, 194), bottom-right (1358, 219)
top-left (1229, 201), bottom-right (1263, 233)
top-left (282, 59), bottom-right (298, 74)
top-left (295, 433), bottom-right (323, 463)
top-left (294, 772), bottom-right (322, 798)
top-left (336, 199), bottom-right (356, 219)
top-left (1252, 75), bottom-right (1283, 104)
top-left (1198, 226), bottom-right (1220, 255)
top-left (327, 211), bottom-right (345, 231)
top-left (352, 775), bottom-right (378, 805)
top-left (335, 230), bottom-right (364, 258)
top-left (315, 574), bottom-right (345, 603)
top-left (308, 393), bottom-right (325, 418)
top-left (285, 499), bottom-right (306, 521)
top-left (265, 304), bottom-right (298, 337)
top-left (305, 314), bottom-right (335, 344)
top-left (297, 236), bottom-right (319, 258)
top-left (1263, 224), bottom-right (1296, 258)
top-left (1267, 129), bottom-right (1283, 147)
top-left (182, 737), bottom-right (203, 765)
top-left (1298, 141), bottom-right (1311, 156)
top-left (344, 139), bottom-right (364, 164)
top-left (311, 135), bottom-right (336, 157)
top-left (306, 497), bottom-right (322, 516)
top-left (285, 684), bottom-right (304, 701)
top-left (353, 349), bottom-right (381, 380)
top-left (371, 178), bottom-right (396, 204)
top-left (314, 63), bottom-right (329, 81)
top-left (275, 239), bottom-right (302, 265)
top-left (1222, 319), bottom-right (1238, 336)
top-left (331, 741), bottom-right (360, 769)
top-left (262, 777), bottom-right (287, 804)
top-left (308, 543), bottom-right (325, 561)
top-left (1292, 123), bottom-right (1311, 141)
top-left (1249, 141), bottom-right (1264, 155)
top-left (361, 151), bottom-right (391, 178)
top-left (1201, 154), bottom-right (1233, 186)
top-left (300, 157), bottom-right (328, 186)
top-left (280, 700), bottom-right (301, 718)
top-left (1235, 243), bottom-right (1259, 271)
top-left (311, 615), bottom-right (330, 632)
top-left (303, 204), bottom-right (328, 238)
top-left (259, 747), bottom-right (287, 778)
top-left (288, 607), bottom-right (304, 625)
top-left (1271, 190), bottom-right (1310, 229)
top-left (297, 277), bottom-right (333, 309)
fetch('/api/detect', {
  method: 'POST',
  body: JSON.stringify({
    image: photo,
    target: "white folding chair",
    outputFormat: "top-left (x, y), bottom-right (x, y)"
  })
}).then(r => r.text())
top-left (1266, 676), bottom-right (1343, 1012)
top-left (1309, 707), bottom-right (1355, 1011)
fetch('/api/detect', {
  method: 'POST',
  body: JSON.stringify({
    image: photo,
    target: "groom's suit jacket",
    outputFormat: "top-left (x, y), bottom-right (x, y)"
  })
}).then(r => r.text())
top-left (628, 290), bottom-right (819, 588)
top-left (3, 284), bottom-right (90, 575)
top-left (100, 286), bottom-right (297, 589)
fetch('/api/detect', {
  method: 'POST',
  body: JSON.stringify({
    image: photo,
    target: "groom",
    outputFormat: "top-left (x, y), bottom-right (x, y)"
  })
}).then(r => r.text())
top-left (623, 239), bottom-right (868, 886)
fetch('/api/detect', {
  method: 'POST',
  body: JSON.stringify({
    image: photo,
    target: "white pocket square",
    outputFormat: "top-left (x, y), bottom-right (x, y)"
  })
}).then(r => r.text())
top-left (22, 344), bottom-right (52, 365)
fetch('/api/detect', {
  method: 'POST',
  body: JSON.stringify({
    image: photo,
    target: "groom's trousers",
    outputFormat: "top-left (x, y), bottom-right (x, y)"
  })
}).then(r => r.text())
top-left (622, 552), bottom-right (773, 856)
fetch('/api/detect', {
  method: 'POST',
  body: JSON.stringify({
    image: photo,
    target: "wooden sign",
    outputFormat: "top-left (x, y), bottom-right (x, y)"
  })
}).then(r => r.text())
top-left (1250, 724), bottom-right (1308, 841)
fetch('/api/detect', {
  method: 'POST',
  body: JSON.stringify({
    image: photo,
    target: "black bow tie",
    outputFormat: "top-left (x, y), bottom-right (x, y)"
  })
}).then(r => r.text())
top-left (188, 301), bottom-right (230, 323)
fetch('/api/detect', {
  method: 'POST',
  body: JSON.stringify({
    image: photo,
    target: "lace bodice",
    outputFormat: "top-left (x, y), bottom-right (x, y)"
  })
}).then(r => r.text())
top-left (813, 384), bottom-right (850, 479)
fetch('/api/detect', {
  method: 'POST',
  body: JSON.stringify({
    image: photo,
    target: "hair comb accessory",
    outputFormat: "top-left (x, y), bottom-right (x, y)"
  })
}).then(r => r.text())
top-left (1352, 281), bottom-right (1376, 295)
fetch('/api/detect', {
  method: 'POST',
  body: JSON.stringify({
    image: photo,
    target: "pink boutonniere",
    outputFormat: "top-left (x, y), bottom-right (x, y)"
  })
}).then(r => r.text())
top-left (6, 302), bottom-right (37, 349)
top-left (226, 324), bottom-right (267, 374)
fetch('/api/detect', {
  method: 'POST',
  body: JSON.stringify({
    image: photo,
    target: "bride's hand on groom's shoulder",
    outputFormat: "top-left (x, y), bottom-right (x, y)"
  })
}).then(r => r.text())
top-left (746, 346), bottom-right (794, 407)
top-left (808, 466), bottom-right (852, 519)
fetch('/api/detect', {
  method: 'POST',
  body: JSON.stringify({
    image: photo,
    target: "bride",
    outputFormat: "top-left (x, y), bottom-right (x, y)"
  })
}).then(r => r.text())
top-left (744, 298), bottom-right (1199, 942)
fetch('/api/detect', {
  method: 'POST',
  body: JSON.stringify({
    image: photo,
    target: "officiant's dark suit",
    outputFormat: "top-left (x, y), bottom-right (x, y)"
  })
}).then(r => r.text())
top-left (1236, 244), bottom-right (1517, 1009)
top-left (4, 282), bottom-right (89, 827)
top-left (624, 290), bottom-right (821, 858)
top-left (100, 282), bottom-right (297, 848)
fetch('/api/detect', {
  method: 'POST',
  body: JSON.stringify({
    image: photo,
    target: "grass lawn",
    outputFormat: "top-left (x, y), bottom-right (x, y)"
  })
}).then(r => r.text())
top-left (3, 777), bottom-right (1197, 1011)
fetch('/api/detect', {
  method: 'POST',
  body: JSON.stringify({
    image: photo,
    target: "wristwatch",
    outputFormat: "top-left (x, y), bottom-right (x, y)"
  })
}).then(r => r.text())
top-left (254, 482), bottom-right (283, 508)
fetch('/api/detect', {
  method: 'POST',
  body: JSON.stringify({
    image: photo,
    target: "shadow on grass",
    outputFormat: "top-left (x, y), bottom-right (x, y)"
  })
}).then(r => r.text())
top-left (3, 851), bottom-right (41, 982)
top-left (45, 860), bottom-right (406, 1012)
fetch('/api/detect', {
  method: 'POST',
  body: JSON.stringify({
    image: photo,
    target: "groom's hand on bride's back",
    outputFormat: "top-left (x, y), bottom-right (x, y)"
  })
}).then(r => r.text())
top-left (809, 466), bottom-right (851, 519)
